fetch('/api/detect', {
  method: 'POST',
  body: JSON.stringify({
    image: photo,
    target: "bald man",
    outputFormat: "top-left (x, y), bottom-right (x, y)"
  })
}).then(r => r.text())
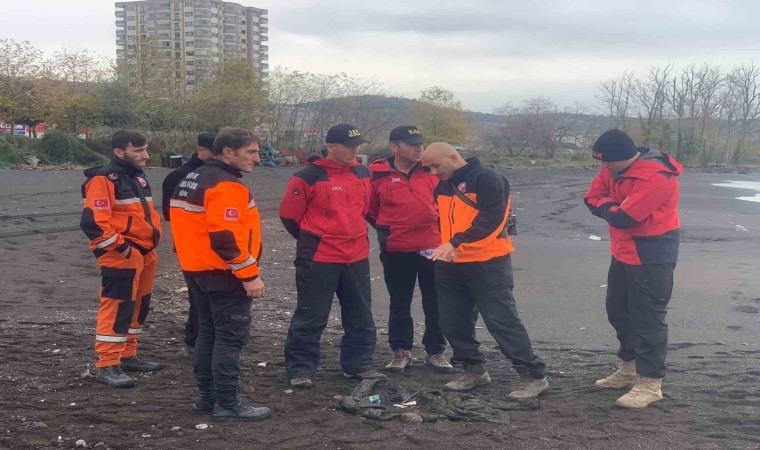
top-left (421, 143), bottom-right (548, 399)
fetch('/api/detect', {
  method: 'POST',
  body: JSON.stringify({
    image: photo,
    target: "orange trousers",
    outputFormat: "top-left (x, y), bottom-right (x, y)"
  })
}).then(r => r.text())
top-left (94, 249), bottom-right (157, 368)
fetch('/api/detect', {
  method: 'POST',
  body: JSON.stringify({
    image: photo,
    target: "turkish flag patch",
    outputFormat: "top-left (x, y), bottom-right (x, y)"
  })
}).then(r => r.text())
top-left (93, 198), bottom-right (110, 210)
top-left (225, 207), bottom-right (240, 221)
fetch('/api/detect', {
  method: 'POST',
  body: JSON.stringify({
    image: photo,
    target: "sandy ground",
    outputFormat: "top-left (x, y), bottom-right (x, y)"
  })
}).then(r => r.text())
top-left (0, 164), bottom-right (758, 449)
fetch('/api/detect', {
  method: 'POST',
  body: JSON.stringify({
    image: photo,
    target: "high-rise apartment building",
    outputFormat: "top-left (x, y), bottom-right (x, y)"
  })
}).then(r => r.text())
top-left (115, 0), bottom-right (268, 89)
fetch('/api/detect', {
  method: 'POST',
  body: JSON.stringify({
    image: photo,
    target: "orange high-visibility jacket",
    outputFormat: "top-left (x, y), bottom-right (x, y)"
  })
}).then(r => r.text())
top-left (170, 159), bottom-right (261, 281)
top-left (80, 158), bottom-right (162, 257)
top-left (435, 158), bottom-right (514, 263)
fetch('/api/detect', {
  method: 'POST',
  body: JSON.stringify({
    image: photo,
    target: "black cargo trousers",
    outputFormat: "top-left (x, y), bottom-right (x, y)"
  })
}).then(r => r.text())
top-left (182, 272), bottom-right (199, 348)
top-left (284, 257), bottom-right (376, 380)
top-left (606, 257), bottom-right (675, 379)
top-left (185, 271), bottom-right (253, 406)
top-left (380, 251), bottom-right (446, 355)
top-left (436, 255), bottom-right (546, 379)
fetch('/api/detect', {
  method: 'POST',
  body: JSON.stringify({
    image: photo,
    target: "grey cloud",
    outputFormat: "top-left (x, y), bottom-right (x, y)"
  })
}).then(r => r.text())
top-left (271, 0), bottom-right (760, 59)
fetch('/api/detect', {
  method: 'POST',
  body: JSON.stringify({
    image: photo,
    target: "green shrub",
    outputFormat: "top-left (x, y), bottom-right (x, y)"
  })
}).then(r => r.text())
top-left (31, 131), bottom-right (107, 165)
top-left (0, 135), bottom-right (43, 167)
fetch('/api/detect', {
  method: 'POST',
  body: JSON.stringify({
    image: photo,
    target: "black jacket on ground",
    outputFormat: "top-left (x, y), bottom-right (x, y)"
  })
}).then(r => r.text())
top-left (161, 153), bottom-right (204, 221)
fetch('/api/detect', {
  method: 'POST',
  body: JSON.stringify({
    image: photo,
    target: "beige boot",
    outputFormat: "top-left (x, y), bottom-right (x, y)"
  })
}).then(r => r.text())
top-left (508, 377), bottom-right (549, 399)
top-left (615, 376), bottom-right (663, 408)
top-left (444, 364), bottom-right (491, 392)
top-left (595, 359), bottom-right (637, 389)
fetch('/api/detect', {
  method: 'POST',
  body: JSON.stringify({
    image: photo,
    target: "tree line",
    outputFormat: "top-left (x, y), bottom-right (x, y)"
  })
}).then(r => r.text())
top-left (2, 38), bottom-right (759, 165)
top-left (596, 63), bottom-right (760, 165)
top-left (0, 38), bottom-right (473, 159)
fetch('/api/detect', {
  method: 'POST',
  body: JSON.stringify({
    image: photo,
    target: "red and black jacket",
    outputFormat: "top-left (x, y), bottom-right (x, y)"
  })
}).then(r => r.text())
top-left (584, 148), bottom-right (682, 265)
top-left (80, 158), bottom-right (162, 257)
top-left (279, 157), bottom-right (371, 263)
top-left (367, 157), bottom-right (441, 252)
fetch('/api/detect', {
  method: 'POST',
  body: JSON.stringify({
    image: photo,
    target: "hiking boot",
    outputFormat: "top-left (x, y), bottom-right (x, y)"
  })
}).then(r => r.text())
top-left (193, 386), bottom-right (217, 412)
top-left (425, 353), bottom-right (455, 373)
top-left (193, 396), bottom-right (216, 412)
top-left (289, 377), bottom-right (314, 389)
top-left (615, 377), bottom-right (663, 408)
top-left (596, 359), bottom-right (637, 389)
top-left (385, 349), bottom-right (413, 373)
top-left (508, 377), bottom-right (549, 399)
top-left (120, 357), bottom-right (162, 372)
top-left (181, 345), bottom-right (195, 359)
top-left (444, 368), bottom-right (491, 392)
top-left (96, 365), bottom-right (135, 388)
top-left (213, 400), bottom-right (272, 421)
top-left (343, 369), bottom-right (388, 380)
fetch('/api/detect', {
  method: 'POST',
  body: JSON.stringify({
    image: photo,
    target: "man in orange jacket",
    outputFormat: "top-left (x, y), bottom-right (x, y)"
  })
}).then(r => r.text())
top-left (170, 127), bottom-right (271, 422)
top-left (422, 142), bottom-right (548, 399)
top-left (80, 129), bottom-right (163, 388)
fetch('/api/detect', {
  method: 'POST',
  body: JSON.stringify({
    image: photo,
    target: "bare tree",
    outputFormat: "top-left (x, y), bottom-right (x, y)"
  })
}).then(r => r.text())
top-left (691, 63), bottom-right (724, 165)
top-left (633, 65), bottom-right (672, 146)
top-left (666, 66), bottom-right (693, 160)
top-left (596, 71), bottom-right (634, 129)
top-left (726, 63), bottom-right (760, 164)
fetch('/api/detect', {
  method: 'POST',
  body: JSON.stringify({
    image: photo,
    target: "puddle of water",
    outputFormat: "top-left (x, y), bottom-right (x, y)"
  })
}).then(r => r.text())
top-left (712, 181), bottom-right (760, 203)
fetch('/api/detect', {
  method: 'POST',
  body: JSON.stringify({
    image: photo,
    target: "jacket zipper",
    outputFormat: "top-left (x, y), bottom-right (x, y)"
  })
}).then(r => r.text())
top-left (449, 201), bottom-right (456, 241)
top-left (124, 216), bottom-right (133, 235)
top-left (130, 177), bottom-right (160, 248)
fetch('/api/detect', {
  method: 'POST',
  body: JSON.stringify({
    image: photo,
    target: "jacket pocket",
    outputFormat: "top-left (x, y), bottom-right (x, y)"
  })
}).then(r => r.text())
top-left (296, 229), bottom-right (322, 261)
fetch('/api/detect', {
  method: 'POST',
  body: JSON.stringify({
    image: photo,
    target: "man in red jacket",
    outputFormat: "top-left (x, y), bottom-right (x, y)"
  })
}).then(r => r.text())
top-left (280, 124), bottom-right (386, 389)
top-left (584, 129), bottom-right (682, 408)
top-left (367, 126), bottom-right (453, 373)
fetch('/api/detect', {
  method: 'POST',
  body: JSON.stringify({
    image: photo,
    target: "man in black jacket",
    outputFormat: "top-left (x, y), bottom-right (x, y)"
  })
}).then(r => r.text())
top-left (162, 132), bottom-right (216, 357)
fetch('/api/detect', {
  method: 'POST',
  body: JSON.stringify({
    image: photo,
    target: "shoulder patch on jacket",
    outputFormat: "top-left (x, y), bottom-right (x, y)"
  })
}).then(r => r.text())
top-left (350, 165), bottom-right (370, 179)
top-left (371, 171), bottom-right (392, 181)
top-left (294, 165), bottom-right (329, 186)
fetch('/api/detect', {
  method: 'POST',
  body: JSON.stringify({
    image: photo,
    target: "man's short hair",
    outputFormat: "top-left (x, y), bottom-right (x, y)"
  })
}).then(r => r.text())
top-left (197, 132), bottom-right (217, 150)
top-left (112, 129), bottom-right (147, 151)
top-left (212, 127), bottom-right (261, 155)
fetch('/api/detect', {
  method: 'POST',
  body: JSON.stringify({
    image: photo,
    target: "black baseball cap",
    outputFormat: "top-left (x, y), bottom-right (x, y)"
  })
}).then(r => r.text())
top-left (326, 124), bottom-right (369, 147)
top-left (390, 125), bottom-right (424, 145)
top-left (197, 132), bottom-right (217, 150)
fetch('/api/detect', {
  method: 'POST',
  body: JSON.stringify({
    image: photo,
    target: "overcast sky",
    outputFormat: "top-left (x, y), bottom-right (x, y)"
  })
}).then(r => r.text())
top-left (1, 0), bottom-right (758, 112)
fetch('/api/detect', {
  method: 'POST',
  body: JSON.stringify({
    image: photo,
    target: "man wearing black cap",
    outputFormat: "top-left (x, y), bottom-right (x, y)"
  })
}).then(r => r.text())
top-left (280, 124), bottom-right (386, 389)
top-left (162, 132), bottom-right (216, 357)
top-left (584, 129), bottom-right (683, 408)
top-left (367, 126), bottom-right (453, 373)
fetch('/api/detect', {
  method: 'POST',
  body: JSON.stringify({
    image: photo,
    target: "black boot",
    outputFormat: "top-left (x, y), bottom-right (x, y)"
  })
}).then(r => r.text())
top-left (121, 357), bottom-right (162, 372)
top-left (193, 383), bottom-right (217, 412)
top-left (213, 399), bottom-right (272, 421)
top-left (96, 365), bottom-right (136, 388)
